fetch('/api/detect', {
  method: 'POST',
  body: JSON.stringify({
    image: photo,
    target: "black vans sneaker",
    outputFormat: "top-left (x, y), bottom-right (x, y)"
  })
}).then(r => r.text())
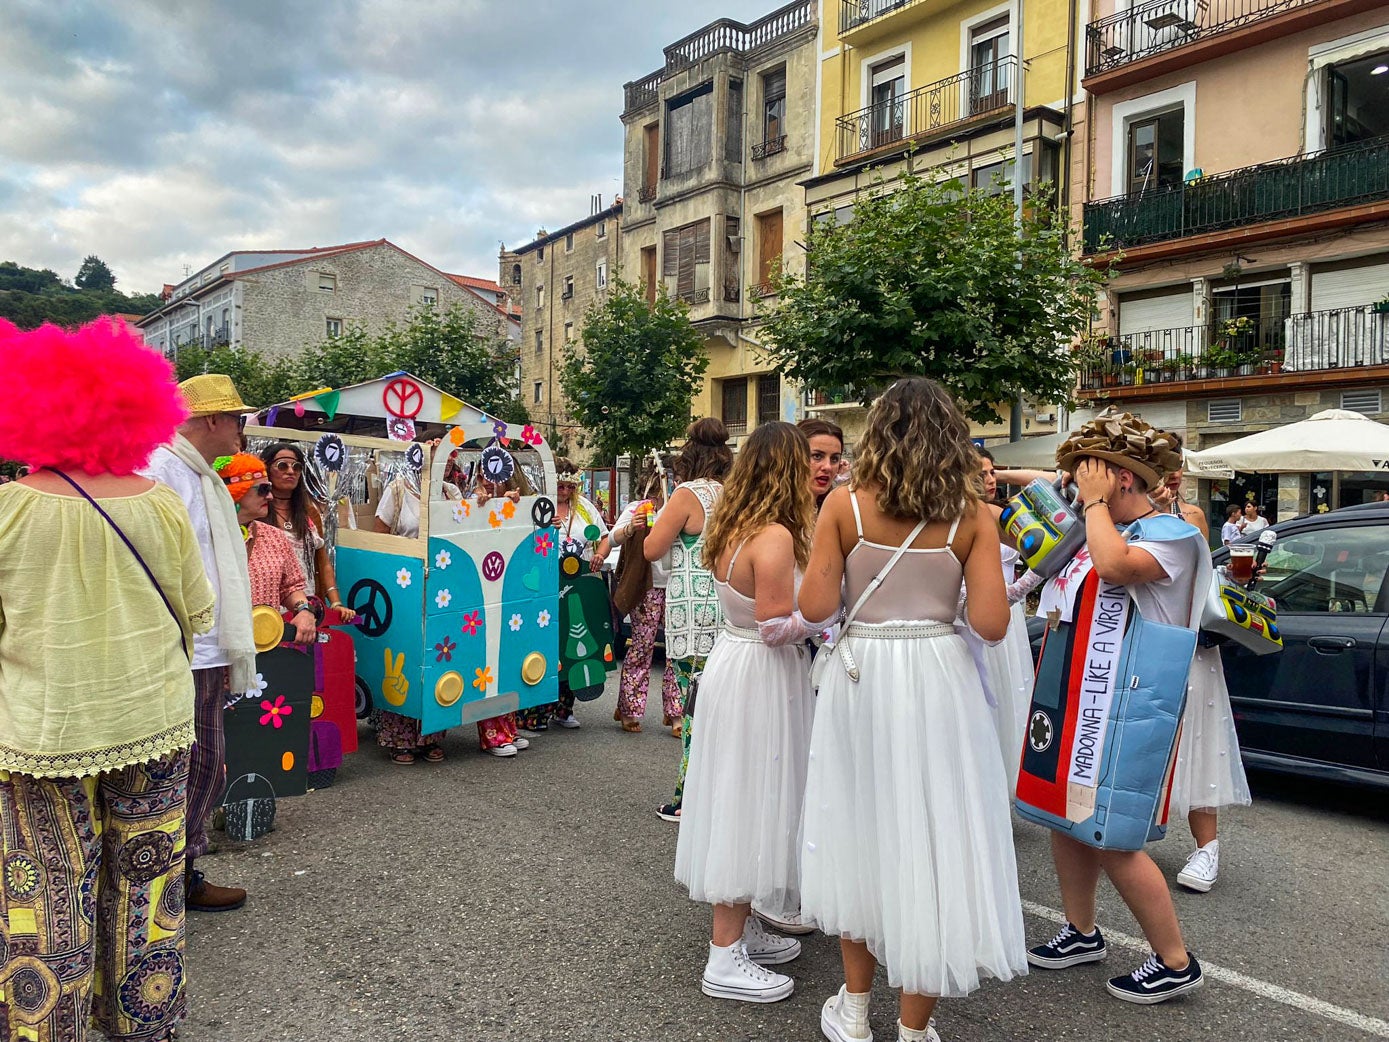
top-left (1106, 951), bottom-right (1204, 1004)
top-left (1027, 923), bottom-right (1108, 969)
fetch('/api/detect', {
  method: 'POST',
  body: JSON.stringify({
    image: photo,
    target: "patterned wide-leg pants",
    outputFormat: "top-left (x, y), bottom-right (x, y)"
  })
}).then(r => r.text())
top-left (184, 667), bottom-right (228, 863)
top-left (0, 749), bottom-right (191, 1042)
top-left (667, 657), bottom-right (704, 809)
top-left (617, 588), bottom-right (680, 721)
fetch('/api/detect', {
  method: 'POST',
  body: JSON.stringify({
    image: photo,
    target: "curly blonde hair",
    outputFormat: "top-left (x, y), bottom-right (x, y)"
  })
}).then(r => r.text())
top-left (702, 422), bottom-right (815, 570)
top-left (853, 378), bottom-right (982, 522)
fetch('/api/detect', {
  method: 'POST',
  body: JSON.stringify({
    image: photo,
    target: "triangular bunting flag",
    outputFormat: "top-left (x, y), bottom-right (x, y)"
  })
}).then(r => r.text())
top-left (440, 393), bottom-right (464, 421)
top-left (314, 390), bottom-right (341, 420)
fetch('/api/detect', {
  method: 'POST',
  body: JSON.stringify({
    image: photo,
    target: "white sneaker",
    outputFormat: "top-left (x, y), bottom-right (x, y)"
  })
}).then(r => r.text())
top-left (516, 727), bottom-right (541, 739)
top-left (553, 714), bottom-right (581, 729)
top-left (820, 985), bottom-right (870, 1042)
top-left (701, 940), bottom-right (793, 1003)
top-left (487, 744), bottom-right (518, 757)
top-left (511, 736), bottom-right (530, 750)
top-left (754, 905), bottom-right (816, 936)
top-left (1177, 840), bottom-right (1219, 892)
top-left (897, 1019), bottom-right (941, 1042)
top-left (743, 914), bottom-right (801, 966)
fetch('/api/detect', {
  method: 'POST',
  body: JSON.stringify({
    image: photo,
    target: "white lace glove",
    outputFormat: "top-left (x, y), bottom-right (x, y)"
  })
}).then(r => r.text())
top-left (1006, 569), bottom-right (1044, 605)
top-left (758, 611), bottom-right (835, 647)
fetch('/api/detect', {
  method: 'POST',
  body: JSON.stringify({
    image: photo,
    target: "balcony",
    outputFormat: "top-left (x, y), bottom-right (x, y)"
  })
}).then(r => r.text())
top-left (1083, 135), bottom-right (1389, 256)
top-left (805, 388), bottom-right (857, 409)
top-left (836, 59), bottom-right (1016, 165)
top-left (1084, 0), bottom-right (1371, 86)
top-left (839, 0), bottom-right (927, 41)
top-left (752, 135), bottom-right (787, 160)
top-left (1076, 304), bottom-right (1389, 398)
top-left (678, 287), bottom-right (712, 305)
top-left (638, 184), bottom-right (656, 204)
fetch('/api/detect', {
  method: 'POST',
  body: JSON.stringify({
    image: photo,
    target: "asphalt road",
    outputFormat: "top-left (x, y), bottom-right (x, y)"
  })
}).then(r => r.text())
top-left (178, 673), bottom-right (1389, 1042)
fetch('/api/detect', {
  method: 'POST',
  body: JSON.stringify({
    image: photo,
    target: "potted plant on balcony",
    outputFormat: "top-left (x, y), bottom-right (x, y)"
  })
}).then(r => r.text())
top-left (1264, 346), bottom-right (1285, 374)
top-left (1204, 344), bottom-right (1237, 378)
top-left (1373, 294), bottom-right (1389, 316)
top-left (1073, 337), bottom-right (1108, 390)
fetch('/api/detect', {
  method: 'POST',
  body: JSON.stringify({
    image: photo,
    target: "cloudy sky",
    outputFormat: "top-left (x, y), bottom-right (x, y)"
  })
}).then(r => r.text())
top-left (0, 0), bottom-right (781, 294)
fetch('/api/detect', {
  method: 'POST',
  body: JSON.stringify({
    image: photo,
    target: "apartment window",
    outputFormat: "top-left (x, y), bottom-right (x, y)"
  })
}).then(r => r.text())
top-left (665, 83), bottom-right (714, 178)
top-left (726, 79), bottom-right (743, 162)
top-left (325, 318), bottom-right (343, 337)
top-left (220, 307), bottom-right (230, 331)
top-left (662, 218), bottom-right (711, 301)
top-left (533, 381), bottom-right (543, 404)
top-left (721, 377), bottom-right (748, 434)
top-left (421, 287), bottom-right (438, 306)
top-left (755, 209), bottom-right (783, 291)
top-left (536, 284), bottom-right (545, 309)
top-left (534, 330), bottom-right (543, 354)
top-left (1128, 109), bottom-right (1184, 195)
top-left (757, 373), bottom-right (781, 426)
top-left (596, 259), bottom-right (608, 289)
top-left (318, 273), bottom-right (337, 292)
top-left (511, 263), bottom-right (521, 285)
top-left (565, 232), bottom-right (574, 253)
top-left (564, 322), bottom-right (574, 343)
top-left (1326, 49), bottom-right (1389, 148)
top-left (969, 17), bottom-right (1011, 114)
top-left (596, 219), bottom-right (607, 239)
top-left (537, 246), bottom-right (544, 262)
top-left (762, 67), bottom-right (786, 144)
top-left (643, 123), bottom-right (660, 196)
top-left (870, 58), bottom-right (905, 149)
top-left (641, 246), bottom-right (658, 303)
top-left (562, 275), bottom-right (574, 300)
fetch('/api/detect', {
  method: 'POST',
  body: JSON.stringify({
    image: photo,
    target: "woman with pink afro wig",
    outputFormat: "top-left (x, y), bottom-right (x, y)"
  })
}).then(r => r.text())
top-left (0, 316), bottom-right (188, 474)
top-left (0, 317), bottom-right (215, 1041)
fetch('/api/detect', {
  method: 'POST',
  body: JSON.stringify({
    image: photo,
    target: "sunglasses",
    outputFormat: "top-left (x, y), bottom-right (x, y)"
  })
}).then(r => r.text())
top-left (272, 460), bottom-right (303, 473)
top-left (251, 482), bottom-right (272, 497)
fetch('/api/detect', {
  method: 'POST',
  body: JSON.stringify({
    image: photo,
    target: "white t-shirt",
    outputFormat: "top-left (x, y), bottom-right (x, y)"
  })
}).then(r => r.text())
top-left (142, 446), bottom-right (228, 669)
top-left (612, 501), bottom-right (669, 588)
top-left (376, 479), bottom-right (461, 539)
top-left (1220, 521), bottom-right (1242, 545)
top-left (1038, 530), bottom-right (1202, 630)
top-left (1241, 516), bottom-right (1269, 536)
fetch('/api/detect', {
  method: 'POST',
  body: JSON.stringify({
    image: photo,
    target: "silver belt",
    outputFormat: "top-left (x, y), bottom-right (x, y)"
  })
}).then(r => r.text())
top-left (842, 621), bottom-right (955, 641)
top-left (722, 623), bottom-right (761, 642)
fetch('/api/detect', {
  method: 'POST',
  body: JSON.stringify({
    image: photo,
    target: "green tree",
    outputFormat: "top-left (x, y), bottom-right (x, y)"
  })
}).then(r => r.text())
top-left (171, 342), bottom-right (298, 409)
top-left (75, 255), bottom-right (116, 291)
top-left (0, 259), bottom-right (164, 329)
top-left (560, 277), bottom-right (708, 465)
top-left (758, 170), bottom-right (1108, 426)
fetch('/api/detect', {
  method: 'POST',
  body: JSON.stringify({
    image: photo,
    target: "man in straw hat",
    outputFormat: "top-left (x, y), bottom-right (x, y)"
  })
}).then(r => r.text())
top-left (1022, 407), bottom-right (1208, 1005)
top-left (143, 374), bottom-right (257, 912)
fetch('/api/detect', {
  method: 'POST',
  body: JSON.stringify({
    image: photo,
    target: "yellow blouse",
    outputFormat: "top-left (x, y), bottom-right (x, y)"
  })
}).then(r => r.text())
top-left (0, 482), bottom-right (216, 778)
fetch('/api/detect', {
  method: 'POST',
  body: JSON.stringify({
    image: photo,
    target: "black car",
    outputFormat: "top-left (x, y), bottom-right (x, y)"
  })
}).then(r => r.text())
top-left (1022, 503), bottom-right (1389, 790)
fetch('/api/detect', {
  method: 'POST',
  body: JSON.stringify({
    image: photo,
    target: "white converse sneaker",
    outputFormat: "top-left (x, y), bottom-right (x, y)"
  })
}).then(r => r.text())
top-left (511, 736), bottom-right (530, 750)
top-left (487, 743), bottom-right (518, 757)
top-left (754, 905), bottom-right (816, 936)
top-left (1177, 840), bottom-right (1219, 893)
top-left (553, 713), bottom-right (581, 729)
top-left (701, 940), bottom-right (794, 1003)
top-left (820, 985), bottom-right (870, 1042)
top-left (897, 1019), bottom-right (941, 1042)
top-left (742, 914), bottom-right (801, 966)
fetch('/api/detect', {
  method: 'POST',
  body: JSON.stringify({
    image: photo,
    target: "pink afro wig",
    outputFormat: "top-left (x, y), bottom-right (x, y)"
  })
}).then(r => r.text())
top-left (0, 317), bottom-right (188, 475)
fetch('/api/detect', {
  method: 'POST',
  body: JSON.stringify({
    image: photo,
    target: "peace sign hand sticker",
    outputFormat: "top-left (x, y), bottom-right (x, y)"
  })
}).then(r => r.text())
top-left (382, 649), bottom-right (409, 707)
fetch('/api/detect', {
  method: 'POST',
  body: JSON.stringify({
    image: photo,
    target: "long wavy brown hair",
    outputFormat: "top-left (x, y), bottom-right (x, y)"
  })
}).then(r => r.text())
top-left (673, 417), bottom-right (732, 483)
top-left (853, 378), bottom-right (982, 522)
top-left (703, 422), bottom-right (815, 570)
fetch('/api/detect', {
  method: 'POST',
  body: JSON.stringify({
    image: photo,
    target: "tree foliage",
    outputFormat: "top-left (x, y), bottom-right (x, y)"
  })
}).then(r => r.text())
top-left (560, 277), bottom-right (708, 465)
top-left (0, 260), bottom-right (162, 329)
top-left (75, 255), bottom-right (117, 291)
top-left (758, 170), bottom-right (1108, 426)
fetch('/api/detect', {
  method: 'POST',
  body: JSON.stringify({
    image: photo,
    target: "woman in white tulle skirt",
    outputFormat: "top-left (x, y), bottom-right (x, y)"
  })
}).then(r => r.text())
top-left (673, 422), bottom-right (825, 1005)
top-left (800, 380), bottom-right (1027, 1042)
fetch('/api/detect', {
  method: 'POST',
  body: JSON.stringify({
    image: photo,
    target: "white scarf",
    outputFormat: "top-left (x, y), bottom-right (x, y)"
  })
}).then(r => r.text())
top-left (169, 434), bottom-right (257, 690)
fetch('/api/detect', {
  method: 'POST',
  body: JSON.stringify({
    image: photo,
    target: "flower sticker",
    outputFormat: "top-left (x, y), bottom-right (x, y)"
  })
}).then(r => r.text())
top-left (435, 549), bottom-right (452, 570)
top-left (434, 637), bottom-right (456, 662)
top-left (521, 424), bottom-right (543, 446)
top-left (259, 695), bottom-right (293, 729)
top-left (435, 589), bottom-right (452, 609)
top-left (244, 673), bottom-right (268, 702)
top-left (488, 510), bottom-right (503, 530)
top-left (501, 500), bottom-right (516, 520)
top-left (473, 666), bottom-right (494, 691)
top-left (535, 532), bottom-right (554, 557)
top-left (537, 609), bottom-right (551, 628)
top-left (395, 567), bottom-right (412, 589)
top-left (492, 419), bottom-right (510, 444)
top-left (451, 502), bottom-right (469, 525)
top-left (461, 611), bottom-right (482, 636)
top-left (508, 613), bottom-right (523, 632)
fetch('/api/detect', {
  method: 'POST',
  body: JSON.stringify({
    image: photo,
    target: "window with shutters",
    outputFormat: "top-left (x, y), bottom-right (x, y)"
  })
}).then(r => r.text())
top-left (724, 216), bottom-right (741, 303)
top-left (757, 373), bottom-right (781, 426)
top-left (762, 67), bottom-right (786, 145)
top-left (721, 378), bottom-right (748, 435)
top-left (642, 123), bottom-right (660, 198)
top-left (662, 219), bottom-right (711, 302)
top-left (726, 79), bottom-right (743, 162)
top-left (641, 246), bottom-right (657, 303)
top-left (664, 83), bottom-right (714, 178)
top-left (755, 209), bottom-right (783, 294)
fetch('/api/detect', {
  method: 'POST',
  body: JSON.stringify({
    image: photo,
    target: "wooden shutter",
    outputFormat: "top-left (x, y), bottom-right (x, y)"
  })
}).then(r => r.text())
top-left (663, 229), bottom-right (680, 277)
top-left (641, 246), bottom-right (657, 302)
top-left (644, 124), bottom-right (660, 190)
top-left (757, 210), bottom-right (783, 285)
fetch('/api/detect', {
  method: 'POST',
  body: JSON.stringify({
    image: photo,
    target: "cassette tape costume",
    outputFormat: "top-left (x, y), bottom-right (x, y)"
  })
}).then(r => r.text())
top-left (1020, 408), bottom-right (1209, 1006)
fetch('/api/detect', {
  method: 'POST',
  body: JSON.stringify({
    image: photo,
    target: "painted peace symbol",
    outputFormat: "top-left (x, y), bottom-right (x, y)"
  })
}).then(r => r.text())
top-left (406, 443), bottom-right (425, 472)
top-left (482, 551), bottom-right (506, 582)
top-left (531, 497), bottom-right (556, 527)
top-left (314, 434), bottom-right (345, 472)
top-left (480, 445), bottom-right (515, 483)
top-left (383, 378), bottom-right (423, 419)
top-left (347, 579), bottom-right (393, 639)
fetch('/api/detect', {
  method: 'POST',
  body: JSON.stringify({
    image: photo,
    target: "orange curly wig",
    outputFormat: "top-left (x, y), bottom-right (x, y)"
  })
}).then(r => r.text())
top-left (214, 453), bottom-right (270, 503)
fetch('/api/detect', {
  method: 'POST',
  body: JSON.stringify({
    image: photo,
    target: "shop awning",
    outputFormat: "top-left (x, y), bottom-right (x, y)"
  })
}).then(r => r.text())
top-left (1185, 410), bottom-right (1389, 475)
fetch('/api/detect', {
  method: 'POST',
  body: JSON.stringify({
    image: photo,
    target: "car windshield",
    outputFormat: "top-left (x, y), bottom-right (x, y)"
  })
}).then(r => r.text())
top-left (1262, 523), bottom-right (1389, 614)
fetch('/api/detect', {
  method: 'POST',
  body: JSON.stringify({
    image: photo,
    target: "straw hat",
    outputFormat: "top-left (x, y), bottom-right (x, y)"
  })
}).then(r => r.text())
top-left (179, 374), bottom-right (249, 416)
top-left (1056, 407), bottom-right (1182, 491)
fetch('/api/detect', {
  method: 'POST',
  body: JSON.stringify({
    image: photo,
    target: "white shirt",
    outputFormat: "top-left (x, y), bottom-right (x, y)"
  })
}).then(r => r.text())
top-left (142, 446), bottom-right (227, 668)
top-left (1240, 515), bottom-right (1268, 536)
top-left (1220, 521), bottom-right (1242, 546)
top-left (612, 501), bottom-right (669, 588)
top-left (1038, 532), bottom-right (1201, 629)
top-left (376, 479), bottom-right (461, 539)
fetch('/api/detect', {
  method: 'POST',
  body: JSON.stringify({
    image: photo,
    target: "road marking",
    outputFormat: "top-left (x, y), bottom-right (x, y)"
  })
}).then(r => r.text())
top-left (1022, 900), bottom-right (1389, 1039)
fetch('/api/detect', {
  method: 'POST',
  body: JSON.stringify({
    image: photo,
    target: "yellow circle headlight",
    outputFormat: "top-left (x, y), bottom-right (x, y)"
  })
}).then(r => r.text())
top-left (521, 653), bottom-right (547, 686)
top-left (435, 671), bottom-right (464, 706)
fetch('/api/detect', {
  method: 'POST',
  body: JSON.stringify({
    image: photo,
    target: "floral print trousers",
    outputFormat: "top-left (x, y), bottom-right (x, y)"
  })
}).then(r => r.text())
top-left (477, 714), bottom-right (518, 751)
top-left (667, 657), bottom-right (704, 810)
top-left (375, 711), bottom-right (447, 752)
top-left (0, 749), bottom-right (191, 1042)
top-left (617, 588), bottom-right (680, 721)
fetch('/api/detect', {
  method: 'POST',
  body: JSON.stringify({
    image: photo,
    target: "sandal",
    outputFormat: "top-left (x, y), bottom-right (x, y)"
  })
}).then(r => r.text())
top-left (421, 743), bottom-right (445, 763)
top-left (390, 748), bottom-right (416, 765)
top-left (620, 718), bottom-right (642, 733)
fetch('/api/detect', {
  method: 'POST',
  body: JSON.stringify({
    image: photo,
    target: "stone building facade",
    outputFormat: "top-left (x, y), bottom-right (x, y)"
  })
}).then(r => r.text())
top-left (502, 200), bottom-right (623, 449)
top-left (619, 1), bottom-right (817, 448)
top-left (138, 239), bottom-right (503, 361)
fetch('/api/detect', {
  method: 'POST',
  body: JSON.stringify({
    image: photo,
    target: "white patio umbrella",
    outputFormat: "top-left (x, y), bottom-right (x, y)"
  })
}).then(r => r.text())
top-left (1184, 409), bottom-right (1389, 476)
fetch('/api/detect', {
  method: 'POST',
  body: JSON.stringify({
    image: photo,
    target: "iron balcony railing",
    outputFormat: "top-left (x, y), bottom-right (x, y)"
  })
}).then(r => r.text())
top-left (752, 135), bottom-right (787, 160)
top-left (1083, 134), bottom-right (1389, 254)
top-left (1076, 304), bottom-right (1389, 390)
top-left (637, 184), bottom-right (656, 204)
top-left (839, 0), bottom-right (925, 35)
top-left (836, 58), bottom-right (1016, 164)
top-left (806, 388), bottom-right (853, 407)
top-left (1086, 0), bottom-right (1320, 77)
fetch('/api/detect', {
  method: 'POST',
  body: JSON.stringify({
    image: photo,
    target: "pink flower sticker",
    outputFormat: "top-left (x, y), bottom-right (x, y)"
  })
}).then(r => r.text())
top-left (521, 424), bottom-right (543, 446)
top-left (461, 611), bottom-right (482, 636)
top-left (259, 695), bottom-right (293, 729)
top-left (535, 532), bottom-right (554, 557)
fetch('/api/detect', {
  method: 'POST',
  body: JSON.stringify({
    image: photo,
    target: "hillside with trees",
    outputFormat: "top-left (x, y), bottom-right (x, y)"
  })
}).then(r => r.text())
top-left (0, 257), bottom-right (163, 329)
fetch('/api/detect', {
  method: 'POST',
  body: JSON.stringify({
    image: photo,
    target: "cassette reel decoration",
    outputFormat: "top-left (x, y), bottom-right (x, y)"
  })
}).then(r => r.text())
top-left (314, 433), bottom-right (346, 473)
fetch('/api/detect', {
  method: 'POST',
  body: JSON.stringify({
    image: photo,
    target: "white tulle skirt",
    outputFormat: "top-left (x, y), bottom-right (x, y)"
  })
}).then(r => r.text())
top-left (1171, 644), bottom-right (1252, 816)
top-left (673, 631), bottom-right (814, 918)
top-left (800, 624), bottom-right (1029, 997)
top-left (982, 601), bottom-right (1034, 791)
